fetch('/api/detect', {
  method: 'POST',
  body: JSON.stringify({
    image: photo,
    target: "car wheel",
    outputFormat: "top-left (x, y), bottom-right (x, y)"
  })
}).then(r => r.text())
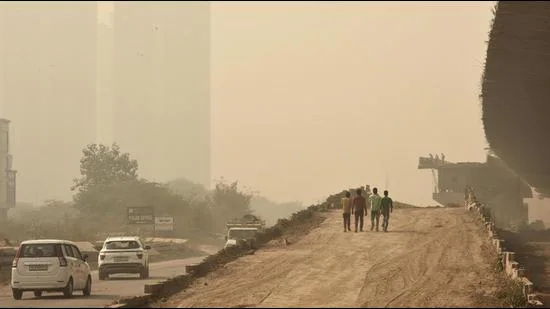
top-left (12, 289), bottom-right (22, 300)
top-left (63, 278), bottom-right (73, 298)
top-left (83, 276), bottom-right (92, 296)
top-left (33, 291), bottom-right (42, 298)
top-left (98, 270), bottom-right (106, 281)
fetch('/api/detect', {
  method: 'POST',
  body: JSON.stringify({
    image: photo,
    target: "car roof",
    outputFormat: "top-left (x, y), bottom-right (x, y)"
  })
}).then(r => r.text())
top-left (105, 236), bottom-right (140, 242)
top-left (20, 239), bottom-right (76, 245)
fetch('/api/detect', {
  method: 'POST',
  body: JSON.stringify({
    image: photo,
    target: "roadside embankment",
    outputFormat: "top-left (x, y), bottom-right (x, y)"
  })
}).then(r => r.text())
top-left (468, 200), bottom-right (544, 307)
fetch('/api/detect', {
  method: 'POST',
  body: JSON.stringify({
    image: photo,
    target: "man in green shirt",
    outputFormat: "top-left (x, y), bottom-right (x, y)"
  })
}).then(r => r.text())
top-left (381, 190), bottom-right (393, 232)
top-left (368, 187), bottom-right (382, 231)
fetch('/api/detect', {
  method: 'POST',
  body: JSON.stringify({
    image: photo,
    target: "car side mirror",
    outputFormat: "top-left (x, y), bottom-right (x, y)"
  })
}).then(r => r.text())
top-left (144, 245), bottom-right (151, 250)
top-left (82, 254), bottom-right (88, 261)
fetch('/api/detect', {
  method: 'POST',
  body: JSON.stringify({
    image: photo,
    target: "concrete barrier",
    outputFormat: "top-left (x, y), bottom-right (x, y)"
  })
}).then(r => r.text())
top-left (0, 248), bottom-right (15, 268)
top-left (468, 201), bottom-right (542, 307)
top-left (185, 264), bottom-right (199, 274)
top-left (144, 283), bottom-right (164, 294)
top-left (105, 294), bottom-right (152, 308)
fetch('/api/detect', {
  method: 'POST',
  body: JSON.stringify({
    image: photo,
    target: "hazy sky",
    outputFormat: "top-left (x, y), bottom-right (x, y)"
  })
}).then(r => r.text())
top-left (210, 1), bottom-right (495, 206)
top-left (1, 1), bottom-right (496, 207)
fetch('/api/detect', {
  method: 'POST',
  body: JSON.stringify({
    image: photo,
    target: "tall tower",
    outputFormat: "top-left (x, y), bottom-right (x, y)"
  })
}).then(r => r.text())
top-left (96, 2), bottom-right (115, 145)
top-left (112, 2), bottom-right (211, 188)
top-left (0, 119), bottom-right (16, 222)
top-left (0, 4), bottom-right (98, 203)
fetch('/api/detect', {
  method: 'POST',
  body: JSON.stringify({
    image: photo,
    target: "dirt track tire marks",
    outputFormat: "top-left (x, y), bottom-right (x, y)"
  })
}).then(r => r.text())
top-left (161, 208), bottom-right (507, 308)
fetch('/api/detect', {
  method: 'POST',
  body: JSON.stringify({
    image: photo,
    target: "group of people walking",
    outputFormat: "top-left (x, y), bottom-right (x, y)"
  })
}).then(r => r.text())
top-left (340, 187), bottom-right (393, 232)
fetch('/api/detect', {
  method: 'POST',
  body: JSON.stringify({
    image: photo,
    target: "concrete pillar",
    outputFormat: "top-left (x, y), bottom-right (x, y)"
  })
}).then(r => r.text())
top-left (523, 279), bottom-right (534, 296)
top-left (505, 253), bottom-right (517, 275)
top-left (503, 252), bottom-right (513, 264)
top-left (0, 208), bottom-right (6, 224)
top-left (496, 239), bottom-right (504, 254)
top-left (507, 252), bottom-right (516, 264)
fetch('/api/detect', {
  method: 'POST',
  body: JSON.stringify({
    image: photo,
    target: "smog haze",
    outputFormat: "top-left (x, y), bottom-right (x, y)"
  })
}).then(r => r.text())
top-left (0, 1), bottom-right (495, 206)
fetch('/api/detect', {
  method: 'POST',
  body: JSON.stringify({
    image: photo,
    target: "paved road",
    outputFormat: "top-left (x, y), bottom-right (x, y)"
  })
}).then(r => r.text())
top-left (0, 256), bottom-right (206, 308)
top-left (160, 208), bottom-right (509, 308)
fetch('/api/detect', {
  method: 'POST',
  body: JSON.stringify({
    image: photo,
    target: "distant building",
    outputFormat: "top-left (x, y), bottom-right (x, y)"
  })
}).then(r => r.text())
top-left (0, 3), bottom-right (211, 203)
top-left (110, 2), bottom-right (211, 188)
top-left (418, 154), bottom-right (531, 229)
top-left (0, 119), bottom-right (16, 222)
top-left (0, 4), bottom-right (98, 202)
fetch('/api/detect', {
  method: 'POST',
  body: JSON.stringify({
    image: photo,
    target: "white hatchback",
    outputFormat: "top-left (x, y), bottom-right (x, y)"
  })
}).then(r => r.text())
top-left (11, 239), bottom-right (92, 300)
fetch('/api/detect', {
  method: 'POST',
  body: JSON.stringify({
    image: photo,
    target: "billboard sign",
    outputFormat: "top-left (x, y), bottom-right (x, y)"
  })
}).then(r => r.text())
top-left (154, 216), bottom-right (174, 232)
top-left (127, 207), bottom-right (154, 224)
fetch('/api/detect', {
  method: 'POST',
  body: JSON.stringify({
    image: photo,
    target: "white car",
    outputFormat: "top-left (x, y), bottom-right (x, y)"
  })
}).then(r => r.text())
top-left (224, 227), bottom-right (258, 249)
top-left (11, 239), bottom-right (92, 300)
top-left (98, 236), bottom-right (150, 280)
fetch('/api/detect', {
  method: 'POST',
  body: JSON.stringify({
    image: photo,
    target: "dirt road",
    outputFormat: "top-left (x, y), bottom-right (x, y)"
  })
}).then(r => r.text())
top-left (160, 207), bottom-right (508, 308)
top-left (0, 257), bottom-right (206, 308)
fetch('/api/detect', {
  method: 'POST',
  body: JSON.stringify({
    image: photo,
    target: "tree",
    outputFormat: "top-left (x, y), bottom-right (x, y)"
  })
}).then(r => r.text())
top-left (70, 143), bottom-right (257, 236)
top-left (166, 178), bottom-right (209, 201)
top-left (72, 143), bottom-right (140, 216)
top-left (72, 143), bottom-right (138, 193)
top-left (73, 179), bottom-right (201, 234)
top-left (249, 196), bottom-right (303, 226)
top-left (212, 179), bottom-right (254, 221)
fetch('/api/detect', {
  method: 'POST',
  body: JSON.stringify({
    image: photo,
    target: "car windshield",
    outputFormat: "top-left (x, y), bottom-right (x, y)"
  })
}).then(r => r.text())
top-left (20, 244), bottom-right (59, 258)
top-left (105, 241), bottom-right (140, 250)
top-left (228, 230), bottom-right (256, 240)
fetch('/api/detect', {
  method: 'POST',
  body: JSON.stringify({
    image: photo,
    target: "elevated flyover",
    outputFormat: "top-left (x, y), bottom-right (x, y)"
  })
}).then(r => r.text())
top-left (481, 1), bottom-right (550, 198)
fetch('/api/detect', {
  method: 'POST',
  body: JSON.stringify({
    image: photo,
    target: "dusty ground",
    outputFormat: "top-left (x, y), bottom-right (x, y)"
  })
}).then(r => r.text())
top-left (157, 207), bottom-right (509, 308)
